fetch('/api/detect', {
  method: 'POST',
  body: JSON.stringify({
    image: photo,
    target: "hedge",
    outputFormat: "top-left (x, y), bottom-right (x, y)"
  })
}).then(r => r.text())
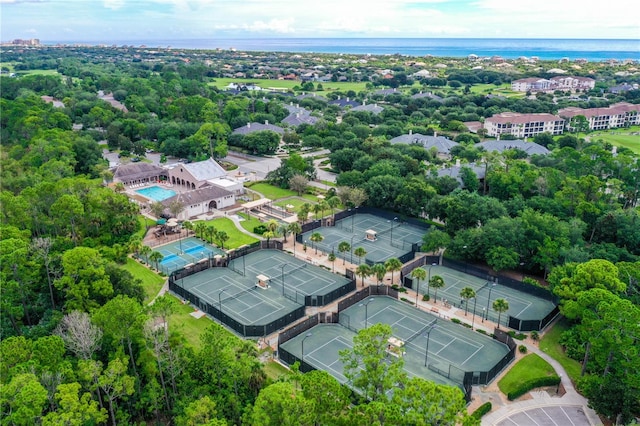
top-left (471, 402), bottom-right (492, 419)
top-left (507, 376), bottom-right (561, 400)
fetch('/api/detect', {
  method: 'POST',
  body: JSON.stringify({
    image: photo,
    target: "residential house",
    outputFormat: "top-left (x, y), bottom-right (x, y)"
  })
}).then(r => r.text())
top-left (351, 101), bottom-right (384, 115)
top-left (232, 121), bottom-right (285, 136)
top-left (475, 139), bottom-right (550, 156)
top-left (389, 131), bottom-right (458, 158)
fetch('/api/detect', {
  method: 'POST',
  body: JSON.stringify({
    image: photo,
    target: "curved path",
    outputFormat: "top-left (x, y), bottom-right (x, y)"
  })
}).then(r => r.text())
top-left (481, 335), bottom-right (602, 426)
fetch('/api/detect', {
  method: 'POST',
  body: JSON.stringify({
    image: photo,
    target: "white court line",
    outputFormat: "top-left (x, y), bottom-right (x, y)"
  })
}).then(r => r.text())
top-left (540, 407), bottom-right (561, 426)
top-left (305, 335), bottom-right (351, 359)
top-left (557, 407), bottom-right (577, 426)
top-left (434, 338), bottom-right (455, 356)
top-left (459, 343), bottom-right (483, 366)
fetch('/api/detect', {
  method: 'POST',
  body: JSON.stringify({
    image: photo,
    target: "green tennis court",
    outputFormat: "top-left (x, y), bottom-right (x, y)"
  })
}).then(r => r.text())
top-left (302, 213), bottom-right (427, 264)
top-left (407, 265), bottom-right (557, 326)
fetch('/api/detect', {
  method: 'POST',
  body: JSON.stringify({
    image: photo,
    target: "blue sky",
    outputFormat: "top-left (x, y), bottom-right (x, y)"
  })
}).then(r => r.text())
top-left (1, 0), bottom-right (639, 42)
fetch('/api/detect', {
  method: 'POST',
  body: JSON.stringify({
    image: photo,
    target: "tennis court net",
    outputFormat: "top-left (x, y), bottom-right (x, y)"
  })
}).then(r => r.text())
top-left (405, 318), bottom-right (437, 343)
top-left (228, 260), bottom-right (245, 276)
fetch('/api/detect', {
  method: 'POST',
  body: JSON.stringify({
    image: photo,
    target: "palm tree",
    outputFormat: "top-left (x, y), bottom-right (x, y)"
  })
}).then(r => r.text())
top-left (149, 251), bottom-right (164, 272)
top-left (298, 203), bottom-right (312, 224)
top-left (356, 264), bottom-right (371, 287)
top-left (288, 222), bottom-right (302, 253)
top-left (318, 200), bottom-right (330, 220)
top-left (384, 258), bottom-right (403, 285)
top-left (429, 275), bottom-right (445, 304)
top-left (372, 263), bottom-right (387, 285)
top-left (310, 232), bottom-right (324, 254)
top-left (182, 220), bottom-right (193, 237)
top-left (205, 225), bottom-right (217, 244)
top-left (128, 236), bottom-right (142, 257)
top-left (327, 196), bottom-right (340, 222)
top-left (263, 231), bottom-right (275, 246)
top-left (312, 203), bottom-right (322, 220)
top-left (492, 298), bottom-right (509, 329)
top-left (216, 231), bottom-right (229, 249)
top-left (328, 252), bottom-right (337, 272)
top-left (338, 241), bottom-right (351, 265)
top-left (354, 247), bottom-right (367, 264)
top-left (194, 222), bottom-right (207, 240)
top-left (266, 219), bottom-right (279, 234)
top-left (410, 267), bottom-right (427, 303)
top-left (114, 182), bottom-right (125, 193)
top-left (460, 287), bottom-right (476, 316)
top-left (140, 245), bottom-right (152, 265)
top-left (278, 223), bottom-right (290, 243)
top-left (150, 202), bottom-right (165, 219)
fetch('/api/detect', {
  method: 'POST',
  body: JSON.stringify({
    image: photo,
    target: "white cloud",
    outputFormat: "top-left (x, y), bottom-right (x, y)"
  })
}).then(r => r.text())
top-left (243, 18), bottom-right (296, 34)
top-left (103, 0), bottom-right (125, 10)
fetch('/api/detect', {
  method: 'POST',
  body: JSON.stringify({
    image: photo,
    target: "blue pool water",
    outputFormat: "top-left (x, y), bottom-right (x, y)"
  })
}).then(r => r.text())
top-left (136, 186), bottom-right (176, 202)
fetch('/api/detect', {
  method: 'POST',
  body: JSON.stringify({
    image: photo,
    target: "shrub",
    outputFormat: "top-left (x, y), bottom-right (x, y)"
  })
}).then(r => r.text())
top-left (451, 318), bottom-right (461, 324)
top-left (253, 225), bottom-right (267, 235)
top-left (476, 329), bottom-right (488, 335)
top-left (508, 331), bottom-right (527, 340)
top-left (471, 402), bottom-right (492, 419)
top-left (519, 345), bottom-right (528, 354)
top-left (400, 297), bottom-right (413, 304)
top-left (531, 331), bottom-right (540, 341)
top-left (507, 376), bottom-right (561, 400)
top-left (422, 294), bottom-right (430, 301)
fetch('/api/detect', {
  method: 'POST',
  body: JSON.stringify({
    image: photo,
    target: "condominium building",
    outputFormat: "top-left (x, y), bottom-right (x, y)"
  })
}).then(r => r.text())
top-left (511, 76), bottom-right (595, 92)
top-left (558, 102), bottom-right (640, 131)
top-left (484, 112), bottom-right (565, 138)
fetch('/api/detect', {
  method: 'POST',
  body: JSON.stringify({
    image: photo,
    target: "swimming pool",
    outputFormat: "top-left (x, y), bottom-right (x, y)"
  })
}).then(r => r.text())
top-left (136, 186), bottom-right (177, 202)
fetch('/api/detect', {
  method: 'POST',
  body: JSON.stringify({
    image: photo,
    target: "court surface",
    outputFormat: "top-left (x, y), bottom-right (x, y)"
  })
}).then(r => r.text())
top-left (491, 405), bottom-right (596, 426)
top-left (176, 249), bottom-right (351, 326)
top-left (302, 213), bottom-right (427, 264)
top-left (156, 237), bottom-right (226, 274)
top-left (408, 265), bottom-right (557, 327)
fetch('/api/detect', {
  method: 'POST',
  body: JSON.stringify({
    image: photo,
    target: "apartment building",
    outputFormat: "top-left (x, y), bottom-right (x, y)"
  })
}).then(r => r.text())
top-left (511, 76), bottom-right (595, 92)
top-left (484, 112), bottom-right (565, 138)
top-left (558, 102), bottom-right (640, 131)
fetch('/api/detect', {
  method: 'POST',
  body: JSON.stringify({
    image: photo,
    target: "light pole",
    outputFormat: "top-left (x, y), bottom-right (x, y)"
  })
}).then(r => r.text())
top-left (426, 263), bottom-right (437, 298)
top-left (389, 217), bottom-right (398, 245)
top-left (351, 206), bottom-right (357, 230)
top-left (281, 264), bottom-right (287, 296)
top-left (350, 234), bottom-right (356, 264)
top-left (359, 298), bottom-right (375, 328)
top-left (301, 332), bottom-right (313, 365)
top-left (519, 261), bottom-right (525, 281)
top-left (471, 297), bottom-right (478, 329)
top-left (218, 288), bottom-right (227, 313)
top-left (482, 307), bottom-right (486, 323)
top-left (424, 323), bottom-right (437, 367)
top-left (485, 282), bottom-right (497, 321)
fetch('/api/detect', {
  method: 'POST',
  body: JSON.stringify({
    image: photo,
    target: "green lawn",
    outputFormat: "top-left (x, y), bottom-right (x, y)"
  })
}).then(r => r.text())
top-left (168, 301), bottom-right (213, 349)
top-left (201, 217), bottom-right (259, 249)
top-left (248, 182), bottom-right (318, 202)
top-left (121, 257), bottom-right (166, 303)
top-left (539, 319), bottom-right (582, 383)
top-left (263, 360), bottom-right (290, 380)
top-left (588, 126), bottom-right (640, 154)
top-left (498, 353), bottom-right (558, 396)
top-left (15, 69), bottom-right (61, 76)
top-left (237, 212), bottom-right (264, 234)
top-left (208, 77), bottom-right (368, 95)
top-left (133, 215), bottom-right (152, 240)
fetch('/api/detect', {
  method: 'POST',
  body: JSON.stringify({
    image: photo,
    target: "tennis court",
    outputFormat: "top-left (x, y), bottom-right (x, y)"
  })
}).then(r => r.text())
top-left (174, 249), bottom-right (353, 333)
top-left (407, 265), bottom-right (557, 326)
top-left (228, 249), bottom-right (353, 305)
top-left (301, 213), bottom-right (427, 264)
top-left (339, 296), bottom-right (510, 373)
top-left (157, 237), bottom-right (226, 274)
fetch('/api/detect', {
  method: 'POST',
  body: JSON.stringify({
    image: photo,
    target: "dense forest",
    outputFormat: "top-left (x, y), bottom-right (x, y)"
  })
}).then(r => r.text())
top-left (1, 46), bottom-right (639, 425)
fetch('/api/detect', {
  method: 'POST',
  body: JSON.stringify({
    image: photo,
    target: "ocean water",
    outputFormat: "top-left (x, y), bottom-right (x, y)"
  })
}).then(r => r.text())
top-left (56, 38), bottom-right (640, 61)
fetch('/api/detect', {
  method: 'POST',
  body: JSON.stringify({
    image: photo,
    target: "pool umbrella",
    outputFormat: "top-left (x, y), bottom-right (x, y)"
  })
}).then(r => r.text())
top-left (156, 218), bottom-right (167, 225)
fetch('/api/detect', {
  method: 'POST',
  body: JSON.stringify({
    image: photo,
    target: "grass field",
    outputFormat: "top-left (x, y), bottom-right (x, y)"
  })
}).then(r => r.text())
top-left (202, 217), bottom-right (259, 249)
top-left (209, 77), bottom-right (368, 95)
top-left (237, 212), bottom-right (264, 234)
top-left (248, 182), bottom-right (318, 202)
top-left (539, 319), bottom-right (582, 384)
top-left (121, 257), bottom-right (166, 303)
top-left (588, 126), bottom-right (640, 154)
top-left (498, 353), bottom-right (558, 396)
top-left (263, 360), bottom-right (290, 380)
top-left (15, 69), bottom-right (61, 76)
top-left (168, 302), bottom-right (213, 349)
